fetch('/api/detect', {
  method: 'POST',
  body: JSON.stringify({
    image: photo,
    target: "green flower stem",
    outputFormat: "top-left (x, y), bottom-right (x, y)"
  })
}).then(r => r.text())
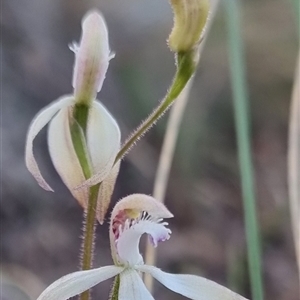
top-left (109, 275), bottom-right (120, 300)
top-left (115, 50), bottom-right (197, 163)
top-left (79, 183), bottom-right (100, 300)
top-left (71, 103), bottom-right (101, 300)
top-left (73, 104), bottom-right (89, 133)
top-left (70, 106), bottom-right (92, 179)
top-left (225, 1), bottom-right (264, 300)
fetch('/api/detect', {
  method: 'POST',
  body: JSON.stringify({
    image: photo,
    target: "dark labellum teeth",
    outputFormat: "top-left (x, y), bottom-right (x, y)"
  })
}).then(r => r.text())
top-left (141, 211), bottom-right (150, 219)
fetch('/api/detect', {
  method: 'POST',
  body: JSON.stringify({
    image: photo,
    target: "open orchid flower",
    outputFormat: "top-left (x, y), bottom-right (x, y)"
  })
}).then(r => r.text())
top-left (37, 194), bottom-right (248, 300)
top-left (25, 10), bottom-right (120, 222)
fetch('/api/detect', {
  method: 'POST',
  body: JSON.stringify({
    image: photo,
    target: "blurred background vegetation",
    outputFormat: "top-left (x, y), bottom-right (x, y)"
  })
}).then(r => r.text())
top-left (1, 0), bottom-right (299, 299)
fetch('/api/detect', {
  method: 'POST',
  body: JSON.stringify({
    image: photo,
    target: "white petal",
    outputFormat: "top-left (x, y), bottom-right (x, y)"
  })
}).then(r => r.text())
top-left (48, 106), bottom-right (88, 207)
top-left (37, 266), bottom-right (123, 300)
top-left (97, 161), bottom-right (120, 224)
top-left (136, 265), bottom-right (248, 300)
top-left (73, 10), bottom-right (111, 100)
top-left (117, 220), bottom-right (171, 266)
top-left (25, 96), bottom-right (74, 191)
top-left (81, 100), bottom-right (120, 187)
top-left (118, 269), bottom-right (154, 300)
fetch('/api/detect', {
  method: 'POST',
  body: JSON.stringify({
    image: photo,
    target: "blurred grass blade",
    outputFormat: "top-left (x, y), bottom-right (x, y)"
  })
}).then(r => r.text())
top-left (292, 0), bottom-right (300, 31)
top-left (225, 1), bottom-right (264, 300)
top-left (288, 53), bottom-right (300, 277)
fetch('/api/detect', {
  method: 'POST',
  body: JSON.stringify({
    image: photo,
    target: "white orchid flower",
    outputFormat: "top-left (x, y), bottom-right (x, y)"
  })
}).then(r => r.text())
top-left (25, 11), bottom-right (120, 222)
top-left (37, 194), bottom-right (248, 300)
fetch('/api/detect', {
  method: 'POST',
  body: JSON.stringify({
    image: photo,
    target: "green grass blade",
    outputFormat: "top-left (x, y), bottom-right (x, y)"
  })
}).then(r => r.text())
top-left (292, 0), bottom-right (300, 32)
top-left (225, 1), bottom-right (264, 299)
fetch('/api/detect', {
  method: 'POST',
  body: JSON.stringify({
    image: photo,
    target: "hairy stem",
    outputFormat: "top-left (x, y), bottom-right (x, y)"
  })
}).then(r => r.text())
top-left (71, 103), bottom-right (100, 300)
top-left (115, 51), bottom-right (196, 163)
top-left (109, 275), bottom-right (120, 300)
top-left (79, 183), bottom-right (100, 300)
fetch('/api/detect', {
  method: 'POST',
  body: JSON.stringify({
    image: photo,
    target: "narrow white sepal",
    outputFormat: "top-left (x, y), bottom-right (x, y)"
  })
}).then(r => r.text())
top-left (37, 266), bottom-right (123, 300)
top-left (77, 100), bottom-right (120, 188)
top-left (118, 269), bottom-right (154, 300)
top-left (136, 265), bottom-right (249, 300)
top-left (48, 106), bottom-right (88, 208)
top-left (25, 96), bottom-right (74, 191)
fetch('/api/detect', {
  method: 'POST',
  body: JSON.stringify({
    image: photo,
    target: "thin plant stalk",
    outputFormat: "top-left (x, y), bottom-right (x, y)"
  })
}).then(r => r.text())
top-left (144, 0), bottom-right (220, 292)
top-left (115, 51), bottom-right (196, 163)
top-left (71, 104), bottom-right (100, 300)
top-left (225, 1), bottom-right (264, 300)
top-left (287, 53), bottom-right (300, 278)
top-left (79, 183), bottom-right (100, 300)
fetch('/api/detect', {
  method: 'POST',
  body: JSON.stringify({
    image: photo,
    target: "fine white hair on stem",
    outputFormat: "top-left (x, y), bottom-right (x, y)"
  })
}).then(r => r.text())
top-left (288, 52), bottom-right (300, 279)
top-left (144, 0), bottom-right (221, 292)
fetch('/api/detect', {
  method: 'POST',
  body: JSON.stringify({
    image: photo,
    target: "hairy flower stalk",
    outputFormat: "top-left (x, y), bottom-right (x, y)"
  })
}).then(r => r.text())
top-left (115, 0), bottom-right (209, 168)
top-left (36, 194), bottom-right (248, 300)
top-left (115, 51), bottom-right (196, 161)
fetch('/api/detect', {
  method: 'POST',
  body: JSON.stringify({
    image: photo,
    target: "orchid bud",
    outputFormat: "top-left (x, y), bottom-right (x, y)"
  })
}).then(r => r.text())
top-left (72, 11), bottom-right (113, 105)
top-left (168, 0), bottom-right (210, 52)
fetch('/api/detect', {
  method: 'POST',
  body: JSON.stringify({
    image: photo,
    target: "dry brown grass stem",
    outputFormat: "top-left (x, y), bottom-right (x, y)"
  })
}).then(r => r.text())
top-left (288, 52), bottom-right (300, 280)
